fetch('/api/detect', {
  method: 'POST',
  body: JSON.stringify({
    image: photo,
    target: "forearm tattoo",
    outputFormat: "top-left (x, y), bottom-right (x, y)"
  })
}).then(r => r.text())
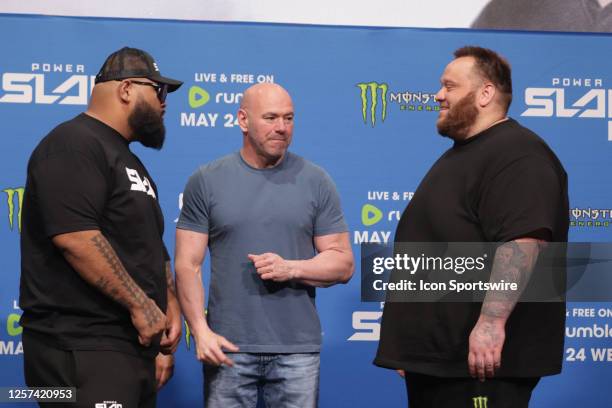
top-left (482, 241), bottom-right (539, 319)
top-left (90, 234), bottom-right (161, 328)
top-left (165, 261), bottom-right (176, 294)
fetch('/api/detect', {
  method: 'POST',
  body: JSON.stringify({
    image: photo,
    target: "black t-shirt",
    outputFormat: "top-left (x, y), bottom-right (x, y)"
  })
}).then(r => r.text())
top-left (20, 113), bottom-right (168, 358)
top-left (374, 118), bottom-right (569, 377)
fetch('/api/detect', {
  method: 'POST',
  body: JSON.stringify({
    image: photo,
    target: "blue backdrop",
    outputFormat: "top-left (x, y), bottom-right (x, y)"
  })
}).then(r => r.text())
top-left (1, 14), bottom-right (611, 407)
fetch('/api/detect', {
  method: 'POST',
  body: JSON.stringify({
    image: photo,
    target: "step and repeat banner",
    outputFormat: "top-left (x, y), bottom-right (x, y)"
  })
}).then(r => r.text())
top-left (1, 14), bottom-right (611, 407)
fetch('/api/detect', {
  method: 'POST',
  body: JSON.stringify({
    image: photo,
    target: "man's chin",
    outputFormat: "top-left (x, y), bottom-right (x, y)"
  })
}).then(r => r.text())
top-left (264, 149), bottom-right (287, 163)
top-left (436, 123), bottom-right (458, 140)
top-left (436, 119), bottom-right (447, 135)
top-left (266, 144), bottom-right (288, 156)
top-left (139, 134), bottom-right (165, 150)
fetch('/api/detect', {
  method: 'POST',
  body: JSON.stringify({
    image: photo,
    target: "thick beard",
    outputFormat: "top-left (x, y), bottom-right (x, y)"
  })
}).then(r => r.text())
top-left (128, 99), bottom-right (165, 150)
top-left (436, 91), bottom-right (478, 140)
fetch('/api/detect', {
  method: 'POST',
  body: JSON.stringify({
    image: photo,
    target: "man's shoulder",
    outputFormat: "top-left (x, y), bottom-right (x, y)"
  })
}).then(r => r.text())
top-left (187, 153), bottom-right (241, 187)
top-left (483, 118), bottom-right (565, 177)
top-left (489, 118), bottom-right (553, 155)
top-left (30, 114), bottom-right (103, 163)
top-left (195, 152), bottom-right (238, 173)
top-left (287, 152), bottom-right (331, 180)
top-left (44, 114), bottom-right (94, 141)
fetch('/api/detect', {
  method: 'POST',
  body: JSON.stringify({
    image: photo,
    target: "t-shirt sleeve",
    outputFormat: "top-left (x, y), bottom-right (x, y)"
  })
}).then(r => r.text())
top-left (176, 168), bottom-right (210, 234)
top-left (30, 150), bottom-right (107, 237)
top-left (478, 155), bottom-right (563, 242)
top-left (314, 171), bottom-right (348, 236)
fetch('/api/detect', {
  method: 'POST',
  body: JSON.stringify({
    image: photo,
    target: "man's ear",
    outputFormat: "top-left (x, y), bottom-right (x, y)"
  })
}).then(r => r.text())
top-left (478, 83), bottom-right (496, 108)
top-left (237, 108), bottom-right (249, 133)
top-left (117, 80), bottom-right (132, 104)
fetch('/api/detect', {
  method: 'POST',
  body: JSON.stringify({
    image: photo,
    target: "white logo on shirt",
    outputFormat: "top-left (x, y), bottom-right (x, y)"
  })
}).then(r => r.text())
top-left (95, 402), bottom-right (123, 408)
top-left (125, 167), bottom-right (156, 199)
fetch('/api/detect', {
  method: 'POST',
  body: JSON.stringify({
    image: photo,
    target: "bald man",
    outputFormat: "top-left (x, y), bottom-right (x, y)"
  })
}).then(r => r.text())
top-left (175, 83), bottom-right (354, 407)
top-left (20, 47), bottom-right (182, 407)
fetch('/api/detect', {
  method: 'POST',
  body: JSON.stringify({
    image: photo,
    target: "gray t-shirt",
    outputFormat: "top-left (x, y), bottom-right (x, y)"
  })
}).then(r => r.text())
top-left (177, 152), bottom-right (348, 352)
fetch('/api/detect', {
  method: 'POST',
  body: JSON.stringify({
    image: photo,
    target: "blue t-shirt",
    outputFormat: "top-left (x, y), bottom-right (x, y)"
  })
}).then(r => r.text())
top-left (177, 151), bottom-right (348, 352)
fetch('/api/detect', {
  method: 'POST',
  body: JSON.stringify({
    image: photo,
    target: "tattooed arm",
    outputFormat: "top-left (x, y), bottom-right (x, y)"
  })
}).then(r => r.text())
top-left (160, 261), bottom-right (182, 354)
top-left (52, 230), bottom-right (166, 346)
top-left (468, 238), bottom-right (544, 381)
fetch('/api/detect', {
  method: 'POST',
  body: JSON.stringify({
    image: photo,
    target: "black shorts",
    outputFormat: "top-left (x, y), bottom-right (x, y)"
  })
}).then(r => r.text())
top-left (23, 331), bottom-right (157, 408)
top-left (404, 372), bottom-right (540, 408)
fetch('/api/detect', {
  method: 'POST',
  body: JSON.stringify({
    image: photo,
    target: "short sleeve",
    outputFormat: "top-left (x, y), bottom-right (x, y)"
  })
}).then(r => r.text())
top-left (478, 155), bottom-right (563, 242)
top-left (30, 150), bottom-right (107, 237)
top-left (176, 168), bottom-right (210, 234)
top-left (314, 171), bottom-right (348, 236)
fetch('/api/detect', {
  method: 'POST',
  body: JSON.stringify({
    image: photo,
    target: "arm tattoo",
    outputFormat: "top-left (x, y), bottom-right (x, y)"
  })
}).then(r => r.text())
top-left (95, 276), bottom-right (109, 291)
top-left (165, 261), bottom-right (176, 294)
top-left (90, 234), bottom-right (161, 328)
top-left (481, 241), bottom-right (540, 319)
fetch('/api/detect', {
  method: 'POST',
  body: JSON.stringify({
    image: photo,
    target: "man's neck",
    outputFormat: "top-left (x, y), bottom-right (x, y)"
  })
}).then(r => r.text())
top-left (464, 114), bottom-right (508, 140)
top-left (84, 109), bottom-right (132, 142)
top-left (239, 148), bottom-right (285, 169)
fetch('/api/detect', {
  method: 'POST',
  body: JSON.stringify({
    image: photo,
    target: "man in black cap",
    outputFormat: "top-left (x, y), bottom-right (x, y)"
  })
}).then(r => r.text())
top-left (20, 47), bottom-right (183, 407)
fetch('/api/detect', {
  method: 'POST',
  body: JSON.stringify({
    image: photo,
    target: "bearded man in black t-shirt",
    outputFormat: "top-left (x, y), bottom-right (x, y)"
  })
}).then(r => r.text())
top-left (20, 47), bottom-right (183, 407)
top-left (375, 46), bottom-right (569, 407)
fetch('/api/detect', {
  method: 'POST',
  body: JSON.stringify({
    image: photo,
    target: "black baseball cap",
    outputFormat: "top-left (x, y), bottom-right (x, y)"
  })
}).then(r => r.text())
top-left (95, 47), bottom-right (183, 92)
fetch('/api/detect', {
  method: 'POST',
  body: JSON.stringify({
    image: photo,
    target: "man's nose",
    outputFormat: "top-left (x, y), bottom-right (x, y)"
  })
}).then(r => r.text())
top-left (274, 118), bottom-right (287, 133)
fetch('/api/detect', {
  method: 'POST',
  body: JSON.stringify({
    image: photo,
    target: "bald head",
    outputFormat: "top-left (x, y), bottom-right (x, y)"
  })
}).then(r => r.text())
top-left (237, 83), bottom-right (294, 168)
top-left (240, 83), bottom-right (292, 111)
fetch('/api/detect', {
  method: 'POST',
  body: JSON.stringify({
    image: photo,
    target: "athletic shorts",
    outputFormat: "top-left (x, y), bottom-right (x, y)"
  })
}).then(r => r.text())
top-left (404, 372), bottom-right (540, 408)
top-left (23, 331), bottom-right (157, 408)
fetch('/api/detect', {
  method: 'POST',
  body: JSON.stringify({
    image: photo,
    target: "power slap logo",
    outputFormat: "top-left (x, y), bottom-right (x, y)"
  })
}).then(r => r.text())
top-left (348, 303), bottom-right (384, 341)
top-left (356, 82), bottom-right (439, 127)
top-left (0, 63), bottom-right (94, 105)
top-left (521, 77), bottom-right (612, 141)
top-left (180, 71), bottom-right (275, 128)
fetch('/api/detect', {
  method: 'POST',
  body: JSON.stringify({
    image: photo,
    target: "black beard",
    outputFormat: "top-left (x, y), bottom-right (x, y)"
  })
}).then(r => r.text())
top-left (128, 99), bottom-right (165, 150)
top-left (437, 91), bottom-right (478, 140)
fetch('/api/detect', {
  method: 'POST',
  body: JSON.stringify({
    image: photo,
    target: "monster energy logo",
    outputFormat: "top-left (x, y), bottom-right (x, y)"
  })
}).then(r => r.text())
top-left (473, 396), bottom-right (488, 408)
top-left (3, 187), bottom-right (24, 232)
top-left (184, 320), bottom-right (192, 350)
top-left (183, 308), bottom-right (207, 350)
top-left (357, 82), bottom-right (388, 126)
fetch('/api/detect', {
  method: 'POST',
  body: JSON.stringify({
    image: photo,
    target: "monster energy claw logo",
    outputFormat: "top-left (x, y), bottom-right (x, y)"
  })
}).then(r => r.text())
top-left (473, 396), bottom-right (488, 408)
top-left (357, 82), bottom-right (388, 126)
top-left (184, 320), bottom-right (192, 350)
top-left (3, 187), bottom-right (24, 232)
